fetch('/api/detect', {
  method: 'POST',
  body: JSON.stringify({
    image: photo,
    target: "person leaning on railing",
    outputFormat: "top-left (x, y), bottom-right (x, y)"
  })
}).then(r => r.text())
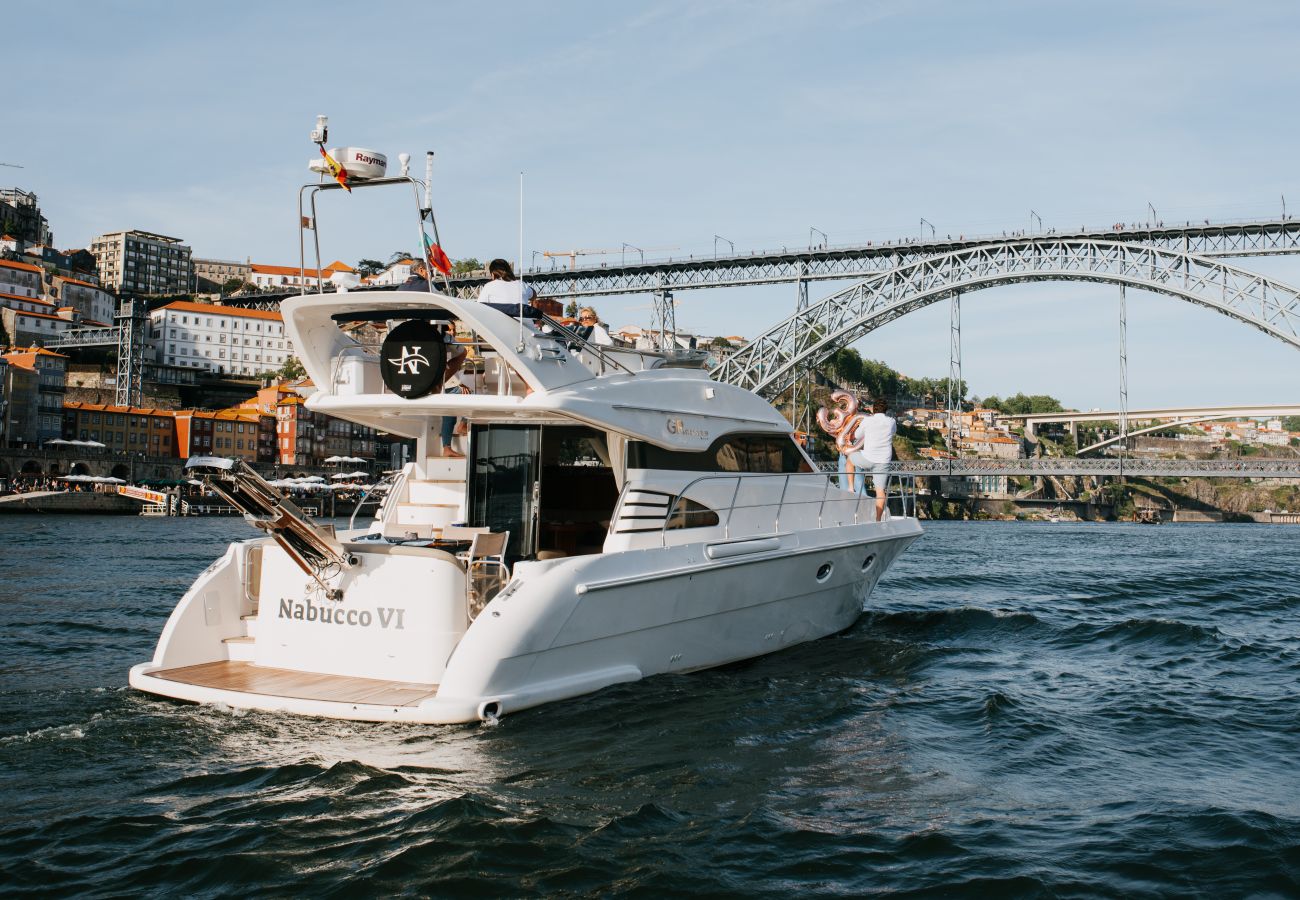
top-left (847, 397), bottom-right (896, 521)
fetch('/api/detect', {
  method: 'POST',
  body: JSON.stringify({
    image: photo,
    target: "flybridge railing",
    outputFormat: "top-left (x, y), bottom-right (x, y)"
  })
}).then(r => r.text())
top-left (329, 309), bottom-right (703, 398)
top-left (612, 471), bottom-right (916, 545)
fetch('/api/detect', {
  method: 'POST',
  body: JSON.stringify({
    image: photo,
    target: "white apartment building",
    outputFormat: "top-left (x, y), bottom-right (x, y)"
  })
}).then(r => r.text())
top-left (0, 307), bottom-right (76, 346)
top-left (367, 258), bottom-right (418, 286)
top-left (148, 301), bottom-right (291, 377)
top-left (0, 258), bottom-right (44, 305)
top-left (52, 277), bottom-right (115, 325)
top-left (91, 230), bottom-right (193, 295)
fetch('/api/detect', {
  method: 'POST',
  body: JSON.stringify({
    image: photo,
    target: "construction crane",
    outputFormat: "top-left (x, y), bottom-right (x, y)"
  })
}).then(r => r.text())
top-left (539, 244), bottom-right (678, 270)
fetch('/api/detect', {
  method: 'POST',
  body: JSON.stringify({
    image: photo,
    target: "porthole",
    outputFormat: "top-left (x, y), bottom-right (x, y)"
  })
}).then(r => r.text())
top-left (816, 562), bottom-right (834, 582)
top-left (862, 554), bottom-right (876, 573)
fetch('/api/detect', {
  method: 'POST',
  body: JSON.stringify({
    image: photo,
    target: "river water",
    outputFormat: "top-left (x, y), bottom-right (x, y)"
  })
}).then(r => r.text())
top-left (1, 516), bottom-right (1297, 897)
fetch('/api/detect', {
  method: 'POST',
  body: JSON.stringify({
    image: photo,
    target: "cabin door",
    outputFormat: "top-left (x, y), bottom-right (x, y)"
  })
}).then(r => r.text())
top-left (468, 424), bottom-right (541, 560)
top-left (468, 424), bottom-right (619, 561)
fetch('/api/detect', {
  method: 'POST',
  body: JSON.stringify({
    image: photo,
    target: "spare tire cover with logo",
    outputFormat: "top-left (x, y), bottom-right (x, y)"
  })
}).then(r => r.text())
top-left (379, 320), bottom-right (447, 398)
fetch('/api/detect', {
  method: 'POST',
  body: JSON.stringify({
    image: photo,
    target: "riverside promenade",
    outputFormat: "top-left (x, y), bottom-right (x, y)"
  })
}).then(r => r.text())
top-left (0, 490), bottom-right (139, 514)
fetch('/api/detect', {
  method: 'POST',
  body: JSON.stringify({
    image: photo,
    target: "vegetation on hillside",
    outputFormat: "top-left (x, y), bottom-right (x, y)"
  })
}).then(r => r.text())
top-left (981, 393), bottom-right (1066, 414)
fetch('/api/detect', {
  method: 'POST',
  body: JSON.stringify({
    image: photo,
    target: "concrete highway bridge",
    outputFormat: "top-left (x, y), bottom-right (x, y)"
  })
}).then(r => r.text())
top-left (1013, 404), bottom-right (1300, 454)
top-left (887, 458), bottom-right (1300, 479)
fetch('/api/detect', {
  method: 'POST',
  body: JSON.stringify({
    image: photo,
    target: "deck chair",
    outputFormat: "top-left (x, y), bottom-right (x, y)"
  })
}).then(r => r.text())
top-left (458, 530), bottom-right (510, 619)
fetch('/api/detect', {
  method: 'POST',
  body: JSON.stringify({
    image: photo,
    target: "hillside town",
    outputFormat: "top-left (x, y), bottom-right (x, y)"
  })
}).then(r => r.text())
top-left (2, 185), bottom-right (1299, 517)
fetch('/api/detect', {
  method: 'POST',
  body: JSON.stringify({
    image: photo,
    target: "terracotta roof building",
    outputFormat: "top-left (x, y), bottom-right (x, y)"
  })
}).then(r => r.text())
top-left (249, 260), bottom-right (353, 292)
top-left (63, 401), bottom-right (176, 457)
top-left (147, 301), bottom-right (290, 378)
top-left (3, 347), bottom-right (67, 446)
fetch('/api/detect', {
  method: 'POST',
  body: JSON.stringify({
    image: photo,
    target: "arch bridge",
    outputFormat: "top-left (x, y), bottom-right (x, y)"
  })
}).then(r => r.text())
top-left (709, 237), bottom-right (1300, 397)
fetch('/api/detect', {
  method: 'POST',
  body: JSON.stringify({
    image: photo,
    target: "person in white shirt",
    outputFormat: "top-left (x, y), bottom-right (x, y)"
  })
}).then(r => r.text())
top-left (848, 397), bottom-right (897, 521)
top-left (477, 258), bottom-right (537, 306)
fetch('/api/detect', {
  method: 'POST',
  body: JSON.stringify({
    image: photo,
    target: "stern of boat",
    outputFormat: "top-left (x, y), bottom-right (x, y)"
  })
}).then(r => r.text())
top-left (129, 538), bottom-right (485, 723)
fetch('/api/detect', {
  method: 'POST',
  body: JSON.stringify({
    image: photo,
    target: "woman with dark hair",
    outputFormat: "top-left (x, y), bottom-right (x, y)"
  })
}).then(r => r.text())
top-left (848, 396), bottom-right (897, 521)
top-left (478, 258), bottom-right (537, 305)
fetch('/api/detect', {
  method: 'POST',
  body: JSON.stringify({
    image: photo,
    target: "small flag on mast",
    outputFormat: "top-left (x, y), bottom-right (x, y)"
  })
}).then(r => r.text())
top-left (318, 145), bottom-right (350, 192)
top-left (423, 232), bottom-right (452, 276)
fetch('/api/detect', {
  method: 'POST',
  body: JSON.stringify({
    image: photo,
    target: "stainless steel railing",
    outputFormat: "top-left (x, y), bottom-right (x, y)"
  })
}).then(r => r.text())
top-left (611, 470), bottom-right (916, 546)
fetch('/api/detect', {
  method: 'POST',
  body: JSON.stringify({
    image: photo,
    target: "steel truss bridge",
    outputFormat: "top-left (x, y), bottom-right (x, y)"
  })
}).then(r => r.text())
top-left (711, 237), bottom-right (1300, 395)
top-left (884, 458), bottom-right (1300, 479)
top-left (451, 217), bottom-right (1300, 298)
top-left (217, 216), bottom-right (1300, 311)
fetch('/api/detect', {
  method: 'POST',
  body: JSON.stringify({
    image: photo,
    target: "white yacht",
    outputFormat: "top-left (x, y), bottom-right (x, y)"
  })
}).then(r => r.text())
top-left (128, 131), bottom-right (923, 723)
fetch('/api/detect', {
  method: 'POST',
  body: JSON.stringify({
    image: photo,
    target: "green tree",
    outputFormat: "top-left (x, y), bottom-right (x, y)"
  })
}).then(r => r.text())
top-left (354, 259), bottom-right (384, 278)
top-left (1282, 415), bottom-right (1300, 431)
top-left (565, 300), bottom-right (579, 318)
top-left (710, 335), bottom-right (734, 350)
top-left (992, 392), bottom-right (1065, 415)
top-left (222, 277), bottom-right (256, 294)
top-left (859, 358), bottom-right (900, 402)
top-left (272, 356), bottom-right (306, 380)
top-left (452, 257), bottom-right (482, 277)
top-left (826, 347), bottom-right (864, 386)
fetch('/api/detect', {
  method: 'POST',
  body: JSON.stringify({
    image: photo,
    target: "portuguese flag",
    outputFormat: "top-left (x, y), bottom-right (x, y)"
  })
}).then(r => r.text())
top-left (423, 232), bottom-right (452, 275)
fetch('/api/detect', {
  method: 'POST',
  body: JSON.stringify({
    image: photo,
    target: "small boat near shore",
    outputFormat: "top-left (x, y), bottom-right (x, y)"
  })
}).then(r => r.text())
top-left (128, 126), bottom-right (922, 723)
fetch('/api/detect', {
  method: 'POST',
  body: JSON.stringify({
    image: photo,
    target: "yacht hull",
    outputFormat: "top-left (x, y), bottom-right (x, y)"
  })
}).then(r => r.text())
top-left (128, 519), bottom-right (920, 724)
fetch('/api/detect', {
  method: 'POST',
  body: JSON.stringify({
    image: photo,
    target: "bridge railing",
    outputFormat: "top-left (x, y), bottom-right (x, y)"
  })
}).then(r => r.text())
top-left (815, 458), bottom-right (1300, 477)
top-left (47, 326), bottom-right (120, 348)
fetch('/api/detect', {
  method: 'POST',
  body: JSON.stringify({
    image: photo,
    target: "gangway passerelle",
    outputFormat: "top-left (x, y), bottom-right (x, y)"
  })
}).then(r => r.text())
top-left (185, 457), bottom-right (357, 600)
top-left (117, 484), bottom-right (190, 516)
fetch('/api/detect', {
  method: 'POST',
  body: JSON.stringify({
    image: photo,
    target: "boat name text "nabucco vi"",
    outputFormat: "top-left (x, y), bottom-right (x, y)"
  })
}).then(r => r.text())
top-left (278, 599), bottom-right (405, 630)
top-left (667, 417), bottom-right (709, 439)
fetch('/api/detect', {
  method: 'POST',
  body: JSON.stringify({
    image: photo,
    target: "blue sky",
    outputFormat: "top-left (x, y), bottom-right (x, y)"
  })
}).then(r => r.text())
top-left (9, 0), bottom-right (1300, 409)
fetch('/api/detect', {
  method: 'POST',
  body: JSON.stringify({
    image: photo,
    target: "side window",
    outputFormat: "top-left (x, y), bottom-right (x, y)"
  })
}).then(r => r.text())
top-left (629, 433), bottom-right (812, 474)
top-left (665, 498), bottom-right (720, 530)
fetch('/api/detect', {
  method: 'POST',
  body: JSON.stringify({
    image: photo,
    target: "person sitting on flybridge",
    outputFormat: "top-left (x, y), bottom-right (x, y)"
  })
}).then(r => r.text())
top-left (848, 397), bottom-right (897, 522)
top-left (399, 258), bottom-right (467, 385)
top-left (477, 258), bottom-right (537, 305)
top-left (400, 259), bottom-right (430, 291)
top-left (575, 306), bottom-right (614, 346)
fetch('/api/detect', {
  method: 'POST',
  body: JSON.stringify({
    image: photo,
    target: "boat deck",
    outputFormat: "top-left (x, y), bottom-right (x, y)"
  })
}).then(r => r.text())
top-left (151, 661), bottom-right (440, 707)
